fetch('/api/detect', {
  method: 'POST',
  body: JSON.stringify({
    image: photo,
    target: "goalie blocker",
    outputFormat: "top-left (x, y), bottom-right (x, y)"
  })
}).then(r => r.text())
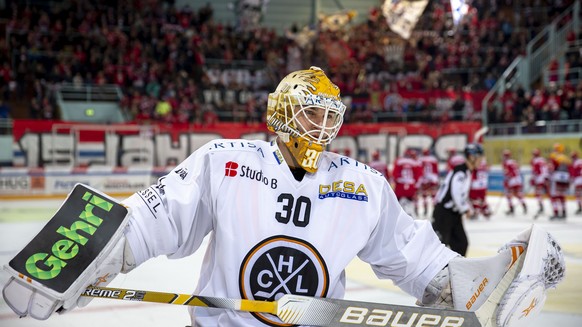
top-left (2, 183), bottom-right (130, 320)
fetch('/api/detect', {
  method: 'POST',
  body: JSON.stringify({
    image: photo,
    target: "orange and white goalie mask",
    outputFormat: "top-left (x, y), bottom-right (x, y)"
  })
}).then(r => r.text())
top-left (267, 66), bottom-right (346, 173)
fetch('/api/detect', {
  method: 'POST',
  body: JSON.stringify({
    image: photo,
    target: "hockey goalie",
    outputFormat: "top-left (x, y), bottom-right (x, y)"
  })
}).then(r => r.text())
top-left (2, 66), bottom-right (566, 327)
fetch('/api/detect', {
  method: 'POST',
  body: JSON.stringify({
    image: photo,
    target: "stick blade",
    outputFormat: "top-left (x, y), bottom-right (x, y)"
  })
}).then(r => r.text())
top-left (277, 294), bottom-right (481, 326)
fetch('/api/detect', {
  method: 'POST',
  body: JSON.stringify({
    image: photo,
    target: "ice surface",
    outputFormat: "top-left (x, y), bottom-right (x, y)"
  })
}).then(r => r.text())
top-left (1, 195), bottom-right (580, 326)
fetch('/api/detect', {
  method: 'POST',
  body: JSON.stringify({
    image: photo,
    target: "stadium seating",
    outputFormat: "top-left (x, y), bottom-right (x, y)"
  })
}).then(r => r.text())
top-left (0, 0), bottom-right (579, 126)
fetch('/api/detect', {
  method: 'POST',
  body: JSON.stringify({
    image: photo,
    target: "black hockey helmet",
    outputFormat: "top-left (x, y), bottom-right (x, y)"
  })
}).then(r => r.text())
top-left (464, 143), bottom-right (483, 157)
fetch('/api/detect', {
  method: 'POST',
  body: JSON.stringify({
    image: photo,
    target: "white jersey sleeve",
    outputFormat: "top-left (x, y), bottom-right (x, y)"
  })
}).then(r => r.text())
top-left (123, 144), bottom-right (214, 265)
top-left (357, 180), bottom-right (458, 298)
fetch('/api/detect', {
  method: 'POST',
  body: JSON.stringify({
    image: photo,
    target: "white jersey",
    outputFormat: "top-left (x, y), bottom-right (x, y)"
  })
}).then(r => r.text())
top-left (123, 139), bottom-right (457, 326)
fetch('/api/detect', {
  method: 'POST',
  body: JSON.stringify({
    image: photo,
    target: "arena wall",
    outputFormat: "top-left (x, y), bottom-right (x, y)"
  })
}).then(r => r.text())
top-left (4, 121), bottom-right (579, 197)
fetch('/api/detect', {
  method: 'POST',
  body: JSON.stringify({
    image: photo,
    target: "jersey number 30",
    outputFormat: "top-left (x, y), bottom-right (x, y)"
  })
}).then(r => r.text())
top-left (275, 193), bottom-right (311, 227)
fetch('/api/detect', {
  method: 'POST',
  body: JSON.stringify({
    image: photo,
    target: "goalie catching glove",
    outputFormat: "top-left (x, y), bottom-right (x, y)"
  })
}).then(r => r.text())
top-left (2, 184), bottom-right (136, 320)
top-left (495, 225), bottom-right (565, 326)
top-left (419, 224), bottom-right (565, 327)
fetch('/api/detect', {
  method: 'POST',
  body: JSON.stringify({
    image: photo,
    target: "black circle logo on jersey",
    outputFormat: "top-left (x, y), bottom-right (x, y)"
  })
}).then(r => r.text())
top-left (239, 235), bottom-right (329, 326)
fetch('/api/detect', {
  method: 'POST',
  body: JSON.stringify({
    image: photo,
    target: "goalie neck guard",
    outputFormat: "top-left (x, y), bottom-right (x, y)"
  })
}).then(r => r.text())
top-left (267, 66), bottom-right (346, 173)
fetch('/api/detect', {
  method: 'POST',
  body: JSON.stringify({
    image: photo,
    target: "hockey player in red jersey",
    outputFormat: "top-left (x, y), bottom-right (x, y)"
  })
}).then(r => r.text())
top-left (469, 155), bottom-right (491, 219)
top-left (392, 148), bottom-right (422, 216)
top-left (572, 151), bottom-right (582, 215)
top-left (549, 143), bottom-right (572, 220)
top-left (530, 148), bottom-right (550, 219)
top-left (343, 148), bottom-right (351, 157)
top-left (368, 150), bottom-right (389, 180)
top-left (418, 148), bottom-right (439, 217)
top-left (502, 149), bottom-right (527, 215)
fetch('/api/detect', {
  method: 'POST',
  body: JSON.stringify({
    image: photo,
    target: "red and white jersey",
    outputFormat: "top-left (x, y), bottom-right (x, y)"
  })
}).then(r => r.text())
top-left (419, 154), bottom-right (439, 185)
top-left (530, 156), bottom-right (549, 185)
top-left (122, 139), bottom-right (456, 326)
top-left (447, 154), bottom-right (465, 171)
top-left (369, 159), bottom-right (389, 179)
top-left (502, 158), bottom-right (523, 187)
top-left (572, 158), bottom-right (582, 187)
top-left (392, 157), bottom-right (422, 188)
top-left (471, 159), bottom-right (489, 191)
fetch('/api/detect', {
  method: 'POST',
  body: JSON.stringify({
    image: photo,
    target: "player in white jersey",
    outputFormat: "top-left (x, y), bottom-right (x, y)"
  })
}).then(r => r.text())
top-left (3, 67), bottom-right (566, 327)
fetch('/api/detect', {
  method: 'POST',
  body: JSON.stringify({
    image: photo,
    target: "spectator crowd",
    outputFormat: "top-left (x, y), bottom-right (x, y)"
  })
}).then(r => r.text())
top-left (0, 0), bottom-right (579, 126)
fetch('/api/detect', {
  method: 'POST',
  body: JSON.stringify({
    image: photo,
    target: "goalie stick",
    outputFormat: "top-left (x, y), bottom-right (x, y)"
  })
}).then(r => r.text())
top-left (82, 251), bottom-right (525, 327)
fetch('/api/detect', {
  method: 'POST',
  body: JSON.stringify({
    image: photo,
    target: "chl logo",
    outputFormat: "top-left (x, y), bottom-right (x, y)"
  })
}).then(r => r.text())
top-left (225, 161), bottom-right (239, 177)
top-left (240, 236), bottom-right (329, 326)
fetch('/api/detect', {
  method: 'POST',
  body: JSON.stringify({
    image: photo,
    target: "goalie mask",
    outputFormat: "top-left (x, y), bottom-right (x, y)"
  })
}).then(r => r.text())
top-left (267, 66), bottom-right (346, 173)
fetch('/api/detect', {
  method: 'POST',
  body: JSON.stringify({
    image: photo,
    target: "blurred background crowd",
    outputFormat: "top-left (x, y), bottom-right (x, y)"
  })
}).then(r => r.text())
top-left (0, 0), bottom-right (580, 127)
